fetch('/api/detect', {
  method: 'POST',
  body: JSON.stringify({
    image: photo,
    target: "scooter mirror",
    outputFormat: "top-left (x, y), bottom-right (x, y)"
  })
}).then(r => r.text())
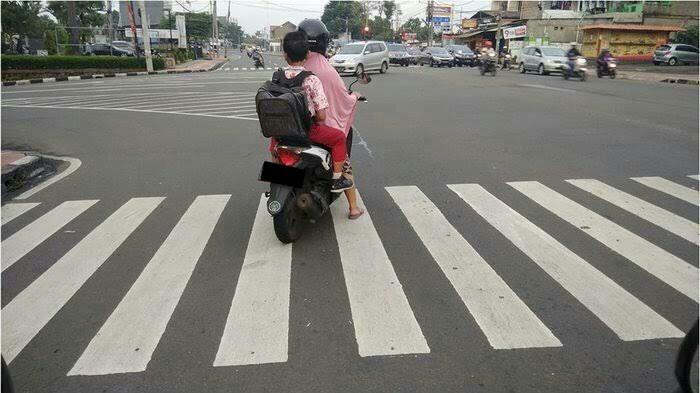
top-left (358, 72), bottom-right (371, 85)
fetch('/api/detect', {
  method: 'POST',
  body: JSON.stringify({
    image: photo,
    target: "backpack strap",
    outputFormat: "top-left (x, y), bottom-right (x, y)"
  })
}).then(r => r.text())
top-left (272, 69), bottom-right (313, 89)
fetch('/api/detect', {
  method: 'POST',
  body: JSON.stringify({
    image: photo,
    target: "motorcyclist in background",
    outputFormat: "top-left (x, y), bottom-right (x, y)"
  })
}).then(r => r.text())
top-left (480, 40), bottom-right (496, 57)
top-left (566, 42), bottom-right (583, 77)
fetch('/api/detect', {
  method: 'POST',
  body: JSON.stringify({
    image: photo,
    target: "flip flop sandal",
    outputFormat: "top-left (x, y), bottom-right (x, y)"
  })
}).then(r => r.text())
top-left (349, 208), bottom-right (365, 220)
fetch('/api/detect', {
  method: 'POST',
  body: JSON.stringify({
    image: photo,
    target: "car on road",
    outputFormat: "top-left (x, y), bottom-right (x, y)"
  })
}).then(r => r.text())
top-left (86, 41), bottom-right (135, 57)
top-left (406, 47), bottom-right (421, 65)
top-left (445, 45), bottom-right (476, 67)
top-left (330, 41), bottom-right (389, 75)
top-left (388, 44), bottom-right (411, 67)
top-left (653, 44), bottom-right (699, 66)
top-left (419, 47), bottom-right (454, 68)
top-left (518, 45), bottom-right (568, 75)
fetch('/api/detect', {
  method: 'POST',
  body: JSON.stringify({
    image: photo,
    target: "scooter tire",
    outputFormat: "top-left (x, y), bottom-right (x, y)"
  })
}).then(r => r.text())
top-left (610, 70), bottom-right (616, 79)
top-left (273, 196), bottom-right (302, 243)
top-left (580, 72), bottom-right (586, 82)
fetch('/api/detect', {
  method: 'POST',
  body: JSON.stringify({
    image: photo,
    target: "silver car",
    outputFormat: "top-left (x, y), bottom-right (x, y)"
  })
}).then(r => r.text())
top-left (653, 44), bottom-right (699, 66)
top-left (518, 46), bottom-right (568, 75)
top-left (330, 41), bottom-right (390, 75)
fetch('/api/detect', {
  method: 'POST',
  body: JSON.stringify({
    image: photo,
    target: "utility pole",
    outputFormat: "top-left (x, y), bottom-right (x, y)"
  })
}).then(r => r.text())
top-left (427, 0), bottom-right (433, 47)
top-left (107, 1), bottom-right (114, 43)
top-left (138, 1), bottom-right (153, 72)
top-left (127, 1), bottom-right (139, 55)
top-left (495, 12), bottom-right (502, 54)
top-left (212, 0), bottom-right (218, 46)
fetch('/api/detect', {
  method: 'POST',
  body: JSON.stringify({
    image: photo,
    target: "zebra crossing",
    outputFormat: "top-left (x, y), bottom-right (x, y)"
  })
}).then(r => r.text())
top-left (1, 91), bottom-right (259, 121)
top-left (1, 175), bottom-right (697, 376)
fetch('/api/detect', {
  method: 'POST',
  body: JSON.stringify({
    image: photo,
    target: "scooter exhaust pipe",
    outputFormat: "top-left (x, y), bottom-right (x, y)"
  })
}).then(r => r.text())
top-left (296, 192), bottom-right (324, 218)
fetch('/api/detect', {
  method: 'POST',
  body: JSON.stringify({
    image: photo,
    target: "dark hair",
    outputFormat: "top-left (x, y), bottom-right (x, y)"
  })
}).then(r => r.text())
top-left (283, 31), bottom-right (309, 62)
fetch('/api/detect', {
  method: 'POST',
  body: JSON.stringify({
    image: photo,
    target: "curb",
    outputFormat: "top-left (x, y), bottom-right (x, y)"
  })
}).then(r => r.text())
top-left (1, 153), bottom-right (46, 195)
top-left (660, 78), bottom-right (699, 85)
top-left (2, 59), bottom-right (229, 87)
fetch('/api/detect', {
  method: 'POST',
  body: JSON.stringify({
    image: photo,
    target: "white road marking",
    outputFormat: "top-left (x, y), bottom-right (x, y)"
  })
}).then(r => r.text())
top-left (509, 181), bottom-right (699, 301)
top-left (688, 175), bottom-right (699, 180)
top-left (67, 76), bottom-right (81, 81)
top-left (2, 200), bottom-right (97, 272)
top-left (1, 81), bottom-right (266, 95)
top-left (517, 84), bottom-right (578, 93)
top-left (233, 67), bottom-right (239, 70)
top-left (332, 192), bottom-right (430, 357)
top-left (1, 203), bottom-right (40, 225)
top-left (631, 177), bottom-right (699, 206)
top-left (214, 195), bottom-right (291, 367)
top-left (449, 184), bottom-right (684, 340)
top-left (386, 186), bottom-right (561, 349)
top-left (224, 67), bottom-right (230, 71)
top-left (242, 67), bottom-right (248, 70)
top-left (200, 105), bottom-right (257, 115)
top-left (568, 179), bottom-right (699, 245)
top-left (148, 98), bottom-right (251, 112)
top-left (16, 156), bottom-right (82, 200)
top-left (0, 104), bottom-right (259, 121)
top-left (2, 197), bottom-right (162, 363)
top-left (42, 92), bottom-right (179, 107)
top-left (69, 195), bottom-right (229, 375)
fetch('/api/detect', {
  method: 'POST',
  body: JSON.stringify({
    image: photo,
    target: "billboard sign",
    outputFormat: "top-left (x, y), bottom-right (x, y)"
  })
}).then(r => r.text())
top-left (462, 19), bottom-right (477, 29)
top-left (503, 25), bottom-right (527, 39)
top-left (176, 14), bottom-right (187, 48)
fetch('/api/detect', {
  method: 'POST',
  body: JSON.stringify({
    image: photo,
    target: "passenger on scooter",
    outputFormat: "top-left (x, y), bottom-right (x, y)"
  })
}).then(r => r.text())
top-left (298, 19), bottom-right (365, 220)
top-left (566, 42), bottom-right (582, 77)
top-left (270, 31), bottom-right (354, 193)
top-left (596, 48), bottom-right (612, 70)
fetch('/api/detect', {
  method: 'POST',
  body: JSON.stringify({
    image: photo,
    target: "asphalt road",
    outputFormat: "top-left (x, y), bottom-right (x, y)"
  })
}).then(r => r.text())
top-left (1, 61), bottom-right (698, 393)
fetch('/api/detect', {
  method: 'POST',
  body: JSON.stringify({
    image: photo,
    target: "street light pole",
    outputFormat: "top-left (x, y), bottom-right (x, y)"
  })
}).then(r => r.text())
top-left (167, 8), bottom-right (173, 51)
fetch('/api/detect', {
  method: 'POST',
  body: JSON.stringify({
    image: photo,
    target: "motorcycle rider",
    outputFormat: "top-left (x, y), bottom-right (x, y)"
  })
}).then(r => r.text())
top-left (251, 48), bottom-right (264, 68)
top-left (480, 40), bottom-right (496, 58)
top-left (298, 19), bottom-right (364, 220)
top-left (596, 48), bottom-right (612, 72)
top-left (269, 31), bottom-right (353, 193)
top-left (566, 42), bottom-right (582, 78)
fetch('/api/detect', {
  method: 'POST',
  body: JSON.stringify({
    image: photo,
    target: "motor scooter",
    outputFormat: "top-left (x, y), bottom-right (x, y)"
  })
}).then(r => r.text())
top-left (258, 73), bottom-right (370, 243)
top-left (561, 56), bottom-right (588, 81)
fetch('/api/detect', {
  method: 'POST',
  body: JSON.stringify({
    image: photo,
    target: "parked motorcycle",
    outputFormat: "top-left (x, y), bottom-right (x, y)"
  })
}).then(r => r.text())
top-left (596, 57), bottom-right (617, 79)
top-left (479, 53), bottom-right (497, 76)
top-left (561, 56), bottom-right (587, 81)
top-left (258, 73), bottom-right (370, 243)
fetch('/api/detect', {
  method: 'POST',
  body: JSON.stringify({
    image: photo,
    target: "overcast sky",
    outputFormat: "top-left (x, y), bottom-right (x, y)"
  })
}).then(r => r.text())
top-left (171, 0), bottom-right (491, 35)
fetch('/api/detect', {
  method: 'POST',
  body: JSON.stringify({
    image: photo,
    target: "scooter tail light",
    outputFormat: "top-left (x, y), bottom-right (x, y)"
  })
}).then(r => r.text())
top-left (276, 147), bottom-right (301, 166)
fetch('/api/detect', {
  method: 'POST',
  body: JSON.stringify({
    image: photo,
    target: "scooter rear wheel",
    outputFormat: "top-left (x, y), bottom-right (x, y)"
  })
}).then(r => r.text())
top-left (274, 195), bottom-right (302, 243)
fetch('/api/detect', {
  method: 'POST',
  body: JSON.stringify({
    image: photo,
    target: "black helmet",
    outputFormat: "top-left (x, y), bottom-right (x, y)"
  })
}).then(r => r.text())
top-left (298, 19), bottom-right (330, 54)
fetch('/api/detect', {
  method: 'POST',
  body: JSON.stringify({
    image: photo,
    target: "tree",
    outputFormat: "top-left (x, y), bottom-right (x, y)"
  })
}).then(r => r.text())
top-left (220, 21), bottom-right (244, 45)
top-left (47, 1), bottom-right (105, 27)
top-left (383, 1), bottom-right (396, 21)
top-left (1, 1), bottom-right (47, 39)
top-left (161, 12), bottom-right (212, 42)
top-left (321, 1), bottom-right (366, 39)
top-left (675, 25), bottom-right (699, 48)
top-left (369, 16), bottom-right (392, 41)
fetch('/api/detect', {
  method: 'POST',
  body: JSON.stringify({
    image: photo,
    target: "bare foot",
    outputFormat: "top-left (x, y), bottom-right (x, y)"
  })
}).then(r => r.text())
top-left (348, 208), bottom-right (364, 220)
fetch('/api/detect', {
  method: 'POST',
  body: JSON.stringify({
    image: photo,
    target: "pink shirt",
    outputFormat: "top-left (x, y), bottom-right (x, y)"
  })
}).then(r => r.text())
top-left (284, 66), bottom-right (328, 117)
top-left (303, 52), bottom-right (358, 135)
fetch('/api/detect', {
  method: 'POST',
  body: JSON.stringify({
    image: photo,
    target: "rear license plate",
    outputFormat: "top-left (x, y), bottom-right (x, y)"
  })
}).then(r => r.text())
top-left (259, 161), bottom-right (305, 188)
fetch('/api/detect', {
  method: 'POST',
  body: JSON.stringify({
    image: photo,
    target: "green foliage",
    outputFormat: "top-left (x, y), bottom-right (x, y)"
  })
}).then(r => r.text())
top-left (46, 1), bottom-right (105, 27)
top-left (43, 31), bottom-right (57, 55)
top-left (1, 1), bottom-right (52, 38)
top-left (675, 25), bottom-right (699, 48)
top-left (1, 55), bottom-right (165, 71)
top-left (369, 16), bottom-right (393, 42)
top-left (220, 21), bottom-right (244, 45)
top-left (321, 1), bottom-right (366, 39)
top-left (401, 17), bottom-right (432, 42)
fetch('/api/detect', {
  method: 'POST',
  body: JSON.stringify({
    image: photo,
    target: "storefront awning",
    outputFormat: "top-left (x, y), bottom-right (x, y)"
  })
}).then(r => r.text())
top-left (453, 27), bottom-right (498, 39)
top-left (581, 24), bottom-right (685, 32)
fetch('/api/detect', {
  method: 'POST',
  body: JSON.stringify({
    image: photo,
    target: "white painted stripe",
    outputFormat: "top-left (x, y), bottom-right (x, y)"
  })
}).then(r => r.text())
top-left (224, 67), bottom-right (230, 71)
top-left (2, 82), bottom-right (263, 95)
top-left (214, 194), bottom-right (291, 367)
top-left (509, 181), bottom-right (698, 301)
top-left (2, 197), bottom-right (162, 363)
top-left (136, 71), bottom-right (148, 75)
top-left (199, 105), bottom-right (257, 115)
top-left (1, 200), bottom-right (97, 272)
top-left (332, 192), bottom-right (429, 356)
top-left (266, 68), bottom-right (272, 70)
top-left (46, 92), bottom-right (177, 106)
top-left (449, 184), bottom-right (684, 340)
top-left (42, 77), bottom-right (56, 83)
top-left (242, 67), bottom-right (247, 70)
top-left (688, 175), bottom-right (699, 180)
top-left (1, 104), bottom-right (260, 122)
top-left (1, 203), bottom-right (40, 225)
top-left (139, 98), bottom-right (253, 112)
top-left (67, 76), bottom-right (81, 81)
top-left (631, 177), bottom-right (699, 206)
top-left (386, 186), bottom-right (561, 349)
top-left (568, 179), bottom-right (699, 245)
top-left (16, 156), bottom-right (82, 200)
top-left (16, 80), bottom-right (30, 85)
top-left (115, 73), bottom-right (127, 77)
top-left (69, 195), bottom-right (229, 375)
top-left (233, 67), bottom-right (239, 70)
